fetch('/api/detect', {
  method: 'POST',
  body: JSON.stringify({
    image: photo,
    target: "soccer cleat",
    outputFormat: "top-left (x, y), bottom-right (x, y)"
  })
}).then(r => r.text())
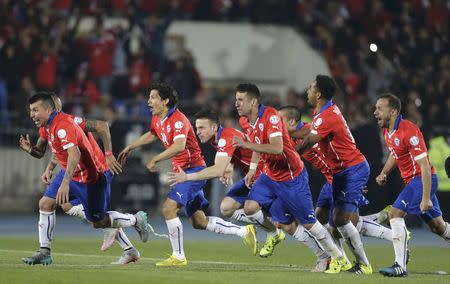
top-left (377, 205), bottom-right (392, 224)
top-left (111, 247), bottom-right (140, 264)
top-left (243, 225), bottom-right (258, 256)
top-left (134, 211), bottom-right (150, 243)
top-left (155, 255), bottom-right (188, 267)
top-left (347, 262), bottom-right (373, 274)
top-left (101, 228), bottom-right (119, 251)
top-left (22, 249), bottom-right (52, 266)
top-left (324, 256), bottom-right (352, 274)
top-left (311, 256), bottom-right (331, 272)
top-left (379, 262), bottom-right (408, 277)
top-left (259, 230), bottom-right (285, 257)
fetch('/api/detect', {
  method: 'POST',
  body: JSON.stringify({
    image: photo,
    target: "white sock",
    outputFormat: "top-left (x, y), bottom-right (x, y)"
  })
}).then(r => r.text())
top-left (65, 204), bottom-right (86, 221)
top-left (441, 222), bottom-right (450, 243)
top-left (246, 210), bottom-right (276, 233)
top-left (115, 228), bottom-right (133, 250)
top-left (363, 212), bottom-right (381, 222)
top-left (38, 210), bottom-right (55, 249)
top-left (338, 222), bottom-right (370, 266)
top-left (326, 224), bottom-right (348, 259)
top-left (166, 217), bottom-right (185, 259)
top-left (390, 218), bottom-right (408, 269)
top-left (230, 209), bottom-right (256, 224)
top-left (359, 217), bottom-right (392, 241)
top-left (108, 211), bottom-right (137, 228)
top-left (293, 225), bottom-right (328, 259)
top-left (308, 221), bottom-right (342, 259)
top-left (206, 216), bottom-right (246, 238)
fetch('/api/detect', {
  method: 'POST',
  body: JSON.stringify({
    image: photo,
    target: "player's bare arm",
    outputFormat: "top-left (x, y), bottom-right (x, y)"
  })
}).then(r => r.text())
top-left (376, 153), bottom-right (397, 186)
top-left (244, 152), bottom-right (259, 188)
top-left (84, 119), bottom-right (122, 174)
top-left (232, 135), bottom-right (283, 155)
top-left (19, 135), bottom-right (48, 158)
top-left (220, 162), bottom-right (234, 186)
top-left (296, 132), bottom-right (321, 153)
top-left (168, 155), bottom-right (232, 186)
top-left (56, 146), bottom-right (80, 205)
top-left (146, 136), bottom-right (186, 172)
top-left (41, 155), bottom-right (58, 185)
top-left (118, 131), bottom-right (157, 165)
top-left (416, 156), bottom-right (432, 213)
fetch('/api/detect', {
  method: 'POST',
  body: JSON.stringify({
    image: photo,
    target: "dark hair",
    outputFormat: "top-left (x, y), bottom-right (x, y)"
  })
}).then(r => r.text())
top-left (28, 91), bottom-right (56, 110)
top-left (378, 93), bottom-right (402, 113)
top-left (195, 109), bottom-right (219, 124)
top-left (147, 82), bottom-right (178, 109)
top-left (279, 105), bottom-right (301, 122)
top-left (235, 83), bottom-right (261, 101)
top-left (315, 75), bottom-right (336, 100)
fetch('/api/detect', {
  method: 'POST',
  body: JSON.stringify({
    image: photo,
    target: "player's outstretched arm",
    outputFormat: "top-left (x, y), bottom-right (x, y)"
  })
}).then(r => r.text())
top-left (416, 156), bottom-right (432, 213)
top-left (19, 134), bottom-right (48, 158)
top-left (118, 131), bottom-right (157, 165)
top-left (232, 135), bottom-right (283, 155)
top-left (167, 155), bottom-right (232, 186)
top-left (376, 153), bottom-right (397, 186)
top-left (296, 132), bottom-right (321, 154)
top-left (146, 137), bottom-right (186, 171)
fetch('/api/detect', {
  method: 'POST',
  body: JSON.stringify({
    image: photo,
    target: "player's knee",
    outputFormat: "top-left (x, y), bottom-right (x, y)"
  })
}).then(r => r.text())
top-left (220, 204), bottom-right (233, 218)
top-left (191, 217), bottom-right (207, 230)
top-left (39, 197), bottom-right (56, 211)
top-left (60, 203), bottom-right (72, 213)
top-left (429, 222), bottom-right (445, 235)
top-left (243, 201), bottom-right (259, 216)
top-left (281, 223), bottom-right (296, 235)
top-left (161, 203), bottom-right (177, 218)
top-left (92, 218), bottom-right (109, 229)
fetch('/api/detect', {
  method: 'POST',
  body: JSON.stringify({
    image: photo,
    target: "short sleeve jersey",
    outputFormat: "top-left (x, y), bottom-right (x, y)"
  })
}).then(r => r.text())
top-left (40, 115), bottom-right (107, 172)
top-left (213, 126), bottom-right (263, 179)
top-left (239, 105), bottom-right (303, 182)
top-left (44, 112), bottom-right (102, 183)
top-left (291, 122), bottom-right (333, 184)
top-left (310, 101), bottom-right (366, 174)
top-left (150, 108), bottom-right (205, 171)
top-left (383, 116), bottom-right (435, 184)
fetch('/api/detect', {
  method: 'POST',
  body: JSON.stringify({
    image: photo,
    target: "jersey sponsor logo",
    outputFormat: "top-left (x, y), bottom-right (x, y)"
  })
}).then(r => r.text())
top-left (314, 118), bottom-right (323, 128)
top-left (166, 125), bottom-right (171, 133)
top-left (394, 137), bottom-right (400, 146)
top-left (74, 117), bottom-right (83, 125)
top-left (269, 115), bottom-right (279, 124)
top-left (259, 123), bottom-right (264, 131)
top-left (174, 121), bottom-right (184, 129)
top-left (218, 138), bottom-right (226, 147)
top-left (57, 129), bottom-right (67, 139)
top-left (409, 136), bottom-right (419, 146)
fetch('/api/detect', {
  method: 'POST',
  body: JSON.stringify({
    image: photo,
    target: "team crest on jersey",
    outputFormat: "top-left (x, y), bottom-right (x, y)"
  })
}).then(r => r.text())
top-left (218, 138), bottom-right (226, 147)
top-left (174, 121), bottom-right (183, 129)
top-left (74, 117), bottom-right (83, 125)
top-left (409, 136), bottom-right (419, 146)
top-left (314, 118), bottom-right (323, 127)
top-left (166, 125), bottom-right (171, 133)
top-left (269, 115), bottom-right (279, 124)
top-left (57, 129), bottom-right (67, 139)
top-left (394, 137), bottom-right (400, 146)
top-left (259, 123), bottom-right (264, 131)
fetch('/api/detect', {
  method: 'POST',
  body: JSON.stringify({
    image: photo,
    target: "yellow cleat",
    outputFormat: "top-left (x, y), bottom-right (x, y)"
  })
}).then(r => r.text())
top-left (259, 230), bottom-right (286, 257)
top-left (155, 255), bottom-right (188, 267)
top-left (243, 225), bottom-right (258, 256)
top-left (324, 256), bottom-right (352, 274)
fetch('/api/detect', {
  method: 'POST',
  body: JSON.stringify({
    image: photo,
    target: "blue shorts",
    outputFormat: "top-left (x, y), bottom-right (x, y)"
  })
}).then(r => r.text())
top-left (316, 182), bottom-right (333, 209)
top-left (226, 179), bottom-right (250, 205)
top-left (393, 174), bottom-right (442, 223)
top-left (251, 170), bottom-right (316, 225)
top-left (168, 166), bottom-right (209, 217)
top-left (332, 161), bottom-right (370, 213)
top-left (44, 170), bottom-right (112, 210)
top-left (269, 198), bottom-right (294, 225)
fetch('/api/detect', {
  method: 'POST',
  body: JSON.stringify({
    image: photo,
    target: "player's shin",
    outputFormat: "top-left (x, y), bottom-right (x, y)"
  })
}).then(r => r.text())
top-left (166, 217), bottom-right (185, 259)
top-left (108, 211), bottom-right (137, 228)
top-left (359, 217), bottom-right (393, 241)
top-left (38, 210), bottom-right (55, 250)
top-left (337, 221), bottom-right (370, 266)
top-left (390, 218), bottom-right (408, 269)
top-left (293, 225), bottom-right (328, 259)
top-left (308, 221), bottom-right (343, 259)
top-left (206, 216), bottom-right (246, 237)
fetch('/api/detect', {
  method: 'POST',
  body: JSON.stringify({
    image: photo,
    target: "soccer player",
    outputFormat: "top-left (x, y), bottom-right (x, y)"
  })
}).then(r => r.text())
top-left (118, 83), bottom-right (256, 267)
top-left (297, 76), bottom-right (372, 274)
top-left (232, 83), bottom-right (349, 273)
top-left (169, 109), bottom-right (336, 271)
top-left (22, 92), bottom-right (150, 265)
top-left (19, 95), bottom-right (141, 264)
top-left (374, 94), bottom-right (450, 277)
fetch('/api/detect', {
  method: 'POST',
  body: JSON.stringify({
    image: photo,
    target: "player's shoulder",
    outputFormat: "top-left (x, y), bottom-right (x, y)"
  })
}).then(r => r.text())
top-left (170, 109), bottom-right (189, 124)
top-left (399, 119), bottom-right (419, 131)
top-left (262, 106), bottom-right (281, 124)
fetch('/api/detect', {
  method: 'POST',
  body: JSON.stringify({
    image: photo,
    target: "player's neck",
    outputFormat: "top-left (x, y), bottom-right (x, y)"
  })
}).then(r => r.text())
top-left (315, 100), bottom-right (327, 113)
top-left (160, 107), bottom-right (169, 118)
top-left (248, 108), bottom-right (259, 125)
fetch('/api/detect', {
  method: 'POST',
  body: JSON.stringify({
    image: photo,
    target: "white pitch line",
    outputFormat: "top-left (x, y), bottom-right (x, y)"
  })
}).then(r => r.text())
top-left (0, 249), bottom-right (309, 271)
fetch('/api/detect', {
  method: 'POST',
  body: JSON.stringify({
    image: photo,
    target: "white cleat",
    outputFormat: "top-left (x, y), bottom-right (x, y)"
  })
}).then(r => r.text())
top-left (101, 228), bottom-right (119, 251)
top-left (111, 247), bottom-right (140, 264)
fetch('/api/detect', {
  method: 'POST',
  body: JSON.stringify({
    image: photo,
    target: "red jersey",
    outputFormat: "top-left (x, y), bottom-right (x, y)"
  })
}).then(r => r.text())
top-left (44, 112), bottom-right (102, 183)
top-left (291, 122), bottom-right (333, 184)
top-left (150, 108), bottom-right (205, 171)
top-left (239, 105), bottom-right (303, 182)
top-left (213, 126), bottom-right (263, 179)
top-left (310, 101), bottom-right (366, 174)
top-left (382, 116), bottom-right (435, 184)
top-left (40, 115), bottom-right (107, 172)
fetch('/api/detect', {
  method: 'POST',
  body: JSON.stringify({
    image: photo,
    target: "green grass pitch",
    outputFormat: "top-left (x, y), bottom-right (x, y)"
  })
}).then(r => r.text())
top-left (0, 237), bottom-right (448, 284)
